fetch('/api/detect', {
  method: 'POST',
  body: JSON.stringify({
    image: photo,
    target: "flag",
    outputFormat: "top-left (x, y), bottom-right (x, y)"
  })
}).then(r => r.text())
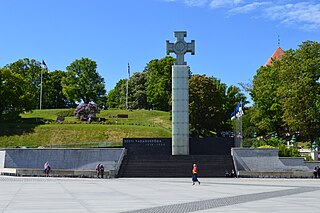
top-left (42, 60), bottom-right (48, 70)
top-left (231, 100), bottom-right (244, 120)
top-left (230, 111), bottom-right (236, 120)
top-left (236, 100), bottom-right (244, 118)
top-left (128, 63), bottom-right (130, 78)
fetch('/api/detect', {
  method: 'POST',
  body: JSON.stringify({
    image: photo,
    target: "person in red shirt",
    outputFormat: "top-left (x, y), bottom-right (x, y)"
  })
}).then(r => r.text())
top-left (192, 164), bottom-right (200, 185)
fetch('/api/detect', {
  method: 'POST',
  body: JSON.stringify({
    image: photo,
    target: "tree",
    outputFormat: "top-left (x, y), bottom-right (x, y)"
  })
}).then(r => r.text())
top-left (128, 72), bottom-right (149, 109)
top-left (251, 60), bottom-right (284, 134)
top-left (145, 56), bottom-right (175, 111)
top-left (189, 74), bottom-right (226, 137)
top-left (241, 106), bottom-right (261, 139)
top-left (0, 68), bottom-right (32, 119)
top-left (251, 40), bottom-right (320, 144)
top-left (106, 79), bottom-right (127, 109)
top-left (189, 74), bottom-right (247, 137)
top-left (5, 58), bottom-right (44, 109)
top-left (278, 41), bottom-right (320, 143)
top-left (42, 70), bottom-right (76, 109)
top-left (62, 58), bottom-right (106, 104)
top-left (223, 85), bottom-right (248, 131)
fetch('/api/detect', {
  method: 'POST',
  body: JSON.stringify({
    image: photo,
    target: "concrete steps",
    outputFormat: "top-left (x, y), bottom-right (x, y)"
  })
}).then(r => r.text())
top-left (117, 155), bottom-right (234, 178)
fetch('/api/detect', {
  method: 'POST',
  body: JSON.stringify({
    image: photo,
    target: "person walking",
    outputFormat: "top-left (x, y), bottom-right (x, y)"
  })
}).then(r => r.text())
top-left (44, 161), bottom-right (51, 177)
top-left (192, 163), bottom-right (200, 185)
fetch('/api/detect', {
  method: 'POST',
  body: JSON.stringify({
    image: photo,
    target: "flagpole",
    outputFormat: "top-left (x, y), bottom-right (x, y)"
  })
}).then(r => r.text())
top-left (40, 60), bottom-right (48, 110)
top-left (39, 68), bottom-right (43, 110)
top-left (231, 100), bottom-right (244, 147)
top-left (238, 100), bottom-right (243, 147)
top-left (126, 63), bottom-right (130, 110)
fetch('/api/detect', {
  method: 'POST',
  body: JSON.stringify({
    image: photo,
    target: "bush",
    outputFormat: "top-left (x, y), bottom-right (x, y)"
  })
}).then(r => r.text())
top-left (258, 145), bottom-right (275, 148)
top-left (245, 137), bottom-right (301, 157)
top-left (304, 155), bottom-right (313, 161)
top-left (242, 138), bottom-right (256, 148)
top-left (278, 145), bottom-right (301, 157)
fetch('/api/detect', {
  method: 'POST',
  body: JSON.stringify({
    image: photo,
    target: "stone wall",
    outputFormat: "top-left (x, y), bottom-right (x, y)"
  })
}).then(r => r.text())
top-left (232, 148), bottom-right (310, 172)
top-left (0, 148), bottom-right (125, 171)
top-left (123, 137), bottom-right (234, 155)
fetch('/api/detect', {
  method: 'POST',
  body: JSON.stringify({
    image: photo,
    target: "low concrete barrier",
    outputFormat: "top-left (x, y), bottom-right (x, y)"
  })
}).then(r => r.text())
top-left (0, 168), bottom-right (116, 178)
top-left (238, 171), bottom-right (314, 178)
top-left (232, 148), bottom-right (314, 178)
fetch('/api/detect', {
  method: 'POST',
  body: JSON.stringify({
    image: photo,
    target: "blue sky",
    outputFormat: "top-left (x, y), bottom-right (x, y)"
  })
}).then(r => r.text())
top-left (0, 0), bottom-right (319, 103)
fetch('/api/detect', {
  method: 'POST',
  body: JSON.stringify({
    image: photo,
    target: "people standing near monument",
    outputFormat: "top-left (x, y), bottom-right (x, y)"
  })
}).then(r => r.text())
top-left (44, 161), bottom-right (51, 177)
top-left (96, 163), bottom-right (101, 178)
top-left (192, 164), bottom-right (200, 185)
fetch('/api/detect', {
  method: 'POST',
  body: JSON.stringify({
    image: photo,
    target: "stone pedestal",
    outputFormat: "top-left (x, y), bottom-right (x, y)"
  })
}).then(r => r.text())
top-left (311, 149), bottom-right (318, 161)
top-left (172, 65), bottom-right (189, 155)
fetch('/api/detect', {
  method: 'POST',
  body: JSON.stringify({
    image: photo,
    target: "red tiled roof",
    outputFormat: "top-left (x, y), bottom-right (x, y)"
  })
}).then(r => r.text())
top-left (264, 47), bottom-right (286, 66)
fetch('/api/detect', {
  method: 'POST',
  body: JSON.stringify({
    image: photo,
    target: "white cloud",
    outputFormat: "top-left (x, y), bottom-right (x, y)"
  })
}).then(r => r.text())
top-left (163, 0), bottom-right (320, 31)
top-left (264, 2), bottom-right (320, 31)
top-left (210, 0), bottom-right (244, 9)
top-left (228, 2), bottom-right (271, 15)
top-left (184, 0), bottom-right (209, 7)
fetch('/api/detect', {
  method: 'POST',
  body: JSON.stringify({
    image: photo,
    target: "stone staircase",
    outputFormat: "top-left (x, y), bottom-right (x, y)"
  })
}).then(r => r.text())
top-left (117, 154), bottom-right (234, 178)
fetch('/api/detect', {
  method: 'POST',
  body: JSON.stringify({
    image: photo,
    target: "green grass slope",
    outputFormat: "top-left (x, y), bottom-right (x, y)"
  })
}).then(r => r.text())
top-left (0, 109), bottom-right (171, 148)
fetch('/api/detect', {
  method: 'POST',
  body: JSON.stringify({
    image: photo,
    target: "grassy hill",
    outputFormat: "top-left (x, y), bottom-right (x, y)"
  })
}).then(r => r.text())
top-left (0, 109), bottom-right (172, 148)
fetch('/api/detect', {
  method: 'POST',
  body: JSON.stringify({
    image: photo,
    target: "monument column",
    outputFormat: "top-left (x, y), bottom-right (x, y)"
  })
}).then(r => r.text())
top-left (166, 31), bottom-right (195, 155)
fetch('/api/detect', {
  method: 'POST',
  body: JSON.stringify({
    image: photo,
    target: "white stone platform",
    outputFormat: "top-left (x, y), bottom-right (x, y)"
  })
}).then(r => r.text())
top-left (0, 177), bottom-right (320, 212)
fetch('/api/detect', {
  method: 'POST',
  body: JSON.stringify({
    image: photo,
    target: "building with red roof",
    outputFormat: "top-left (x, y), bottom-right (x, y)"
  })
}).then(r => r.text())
top-left (264, 47), bottom-right (286, 66)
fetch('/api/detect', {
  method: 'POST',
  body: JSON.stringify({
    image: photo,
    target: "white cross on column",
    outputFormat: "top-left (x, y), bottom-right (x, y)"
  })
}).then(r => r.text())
top-left (166, 31), bottom-right (195, 65)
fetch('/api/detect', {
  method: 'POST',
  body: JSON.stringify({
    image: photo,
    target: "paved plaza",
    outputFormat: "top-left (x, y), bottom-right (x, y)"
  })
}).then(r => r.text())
top-left (0, 176), bottom-right (319, 213)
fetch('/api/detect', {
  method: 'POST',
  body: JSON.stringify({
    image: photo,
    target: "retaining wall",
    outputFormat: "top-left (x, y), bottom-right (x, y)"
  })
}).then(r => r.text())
top-left (0, 148), bottom-right (125, 172)
top-left (231, 148), bottom-right (312, 178)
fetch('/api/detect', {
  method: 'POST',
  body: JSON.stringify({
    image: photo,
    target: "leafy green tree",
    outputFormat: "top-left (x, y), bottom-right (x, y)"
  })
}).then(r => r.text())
top-left (106, 79), bottom-right (126, 109)
top-left (251, 60), bottom-right (284, 135)
top-left (189, 74), bottom-right (226, 137)
top-left (251, 40), bottom-right (320, 145)
top-left (5, 58), bottom-right (44, 109)
top-left (128, 72), bottom-right (149, 109)
top-left (224, 85), bottom-right (248, 130)
top-left (42, 70), bottom-right (76, 109)
top-left (145, 56), bottom-right (175, 111)
top-left (62, 58), bottom-right (106, 104)
top-left (278, 41), bottom-right (320, 143)
top-left (242, 106), bottom-right (261, 138)
top-left (0, 68), bottom-right (32, 119)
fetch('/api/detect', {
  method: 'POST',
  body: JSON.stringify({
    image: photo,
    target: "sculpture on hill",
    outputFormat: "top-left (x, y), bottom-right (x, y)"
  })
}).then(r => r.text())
top-left (74, 103), bottom-right (100, 121)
